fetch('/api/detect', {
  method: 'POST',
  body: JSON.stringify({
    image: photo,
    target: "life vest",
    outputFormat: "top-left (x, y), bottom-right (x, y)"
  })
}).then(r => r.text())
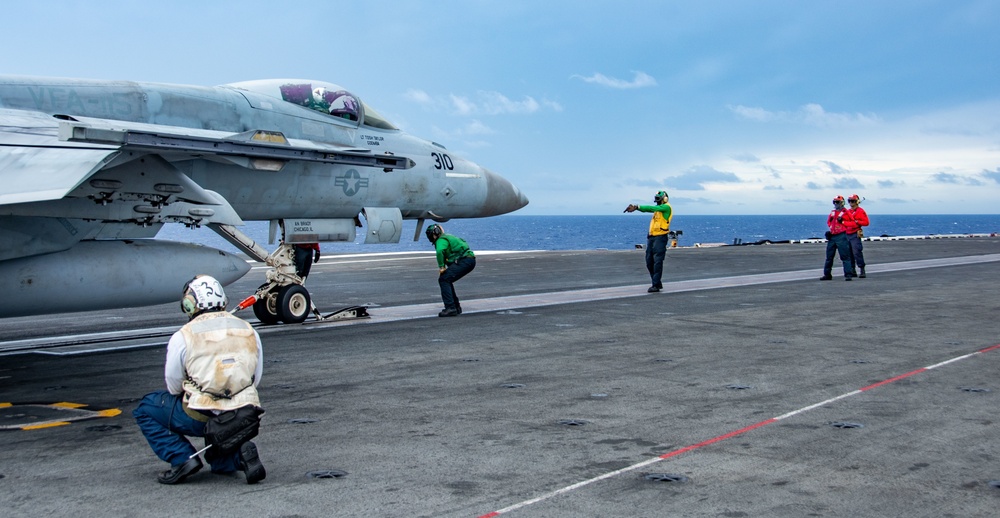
top-left (647, 206), bottom-right (672, 237)
top-left (827, 208), bottom-right (854, 235)
top-left (180, 312), bottom-right (261, 412)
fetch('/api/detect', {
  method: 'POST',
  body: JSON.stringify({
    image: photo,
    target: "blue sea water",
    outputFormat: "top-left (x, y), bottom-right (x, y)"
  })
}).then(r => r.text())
top-left (156, 214), bottom-right (1000, 255)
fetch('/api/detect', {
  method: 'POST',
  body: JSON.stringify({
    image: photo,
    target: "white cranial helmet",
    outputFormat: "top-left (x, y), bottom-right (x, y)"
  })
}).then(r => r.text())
top-left (181, 275), bottom-right (228, 317)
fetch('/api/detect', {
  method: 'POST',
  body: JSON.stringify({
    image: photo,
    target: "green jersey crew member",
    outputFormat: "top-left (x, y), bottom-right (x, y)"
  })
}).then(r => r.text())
top-left (425, 223), bottom-right (476, 317)
top-left (625, 190), bottom-right (673, 292)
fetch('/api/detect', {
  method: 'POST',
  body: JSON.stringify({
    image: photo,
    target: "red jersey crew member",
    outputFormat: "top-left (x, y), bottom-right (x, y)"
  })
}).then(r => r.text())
top-left (821, 196), bottom-right (856, 281)
top-left (625, 190), bottom-right (673, 292)
top-left (293, 242), bottom-right (320, 280)
top-left (845, 194), bottom-right (869, 278)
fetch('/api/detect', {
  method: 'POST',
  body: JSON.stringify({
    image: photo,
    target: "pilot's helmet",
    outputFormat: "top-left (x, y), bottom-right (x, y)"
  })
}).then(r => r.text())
top-left (848, 194), bottom-right (861, 204)
top-left (312, 87), bottom-right (328, 104)
top-left (181, 274), bottom-right (228, 318)
top-left (425, 224), bottom-right (444, 243)
top-left (832, 195), bottom-right (845, 208)
top-left (654, 190), bottom-right (668, 204)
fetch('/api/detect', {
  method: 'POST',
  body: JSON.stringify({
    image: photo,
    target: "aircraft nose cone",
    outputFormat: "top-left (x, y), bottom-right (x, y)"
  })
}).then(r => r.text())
top-left (484, 169), bottom-right (529, 216)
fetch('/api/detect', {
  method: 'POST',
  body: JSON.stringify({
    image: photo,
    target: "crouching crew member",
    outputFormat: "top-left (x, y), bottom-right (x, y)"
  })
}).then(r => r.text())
top-left (426, 223), bottom-right (476, 317)
top-left (625, 190), bottom-right (673, 292)
top-left (821, 196), bottom-right (856, 281)
top-left (133, 275), bottom-right (266, 485)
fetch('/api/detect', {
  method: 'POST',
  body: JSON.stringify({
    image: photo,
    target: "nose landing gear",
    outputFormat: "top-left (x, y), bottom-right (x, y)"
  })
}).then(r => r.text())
top-left (211, 223), bottom-right (314, 325)
top-left (251, 283), bottom-right (312, 325)
top-left (212, 223), bottom-right (370, 325)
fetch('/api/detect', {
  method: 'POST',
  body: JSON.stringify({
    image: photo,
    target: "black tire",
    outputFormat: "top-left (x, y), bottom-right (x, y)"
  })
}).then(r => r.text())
top-left (277, 284), bottom-right (311, 324)
top-left (252, 285), bottom-right (280, 325)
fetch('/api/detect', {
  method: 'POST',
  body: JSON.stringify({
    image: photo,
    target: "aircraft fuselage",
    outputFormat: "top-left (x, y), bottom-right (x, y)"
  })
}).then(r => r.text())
top-left (0, 76), bottom-right (527, 317)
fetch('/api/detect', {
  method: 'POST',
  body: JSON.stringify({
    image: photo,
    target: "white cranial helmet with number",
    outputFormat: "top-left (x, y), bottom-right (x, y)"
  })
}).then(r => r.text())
top-left (180, 275), bottom-right (228, 317)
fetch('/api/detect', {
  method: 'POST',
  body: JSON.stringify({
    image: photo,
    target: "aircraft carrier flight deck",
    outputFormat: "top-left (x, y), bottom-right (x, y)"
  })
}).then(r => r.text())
top-left (2, 238), bottom-right (1000, 517)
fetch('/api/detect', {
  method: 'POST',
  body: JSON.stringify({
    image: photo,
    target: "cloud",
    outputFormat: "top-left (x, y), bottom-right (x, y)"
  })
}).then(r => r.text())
top-left (675, 196), bottom-right (722, 206)
top-left (832, 177), bottom-right (864, 189)
top-left (571, 71), bottom-right (657, 89)
top-left (409, 89), bottom-right (560, 116)
top-left (933, 172), bottom-right (962, 184)
top-left (623, 178), bottom-right (665, 189)
top-left (728, 103), bottom-right (880, 127)
top-left (430, 119), bottom-right (496, 145)
top-left (819, 160), bottom-right (850, 175)
top-left (449, 94), bottom-right (478, 115)
top-left (461, 120), bottom-right (494, 136)
top-left (982, 167), bottom-right (1000, 183)
top-left (404, 89), bottom-right (432, 104)
top-left (478, 91), bottom-right (539, 114)
top-left (451, 91), bottom-right (561, 115)
top-left (930, 171), bottom-right (985, 185)
top-left (663, 165), bottom-right (741, 191)
top-left (730, 152), bottom-right (760, 163)
top-left (877, 180), bottom-right (899, 188)
top-left (805, 182), bottom-right (823, 190)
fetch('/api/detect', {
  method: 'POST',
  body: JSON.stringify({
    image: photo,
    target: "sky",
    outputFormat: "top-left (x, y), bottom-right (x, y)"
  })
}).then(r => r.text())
top-left (2, 0), bottom-right (998, 215)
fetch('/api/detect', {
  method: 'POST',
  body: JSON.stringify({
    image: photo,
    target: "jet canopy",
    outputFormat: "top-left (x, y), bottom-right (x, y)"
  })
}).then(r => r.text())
top-left (225, 79), bottom-right (398, 131)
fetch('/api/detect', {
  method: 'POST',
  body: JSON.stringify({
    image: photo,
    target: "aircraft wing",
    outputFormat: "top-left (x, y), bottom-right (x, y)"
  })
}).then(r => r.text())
top-left (0, 110), bottom-right (414, 207)
top-left (56, 114), bottom-right (413, 172)
top-left (0, 109), bottom-right (120, 205)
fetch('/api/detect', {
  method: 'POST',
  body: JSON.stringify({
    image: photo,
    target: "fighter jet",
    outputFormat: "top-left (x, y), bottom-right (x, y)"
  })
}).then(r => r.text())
top-left (0, 76), bottom-right (528, 322)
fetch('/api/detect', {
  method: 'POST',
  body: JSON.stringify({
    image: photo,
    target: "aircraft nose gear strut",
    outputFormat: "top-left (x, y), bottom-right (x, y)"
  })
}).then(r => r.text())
top-left (208, 223), bottom-right (364, 325)
top-left (207, 223), bottom-right (309, 324)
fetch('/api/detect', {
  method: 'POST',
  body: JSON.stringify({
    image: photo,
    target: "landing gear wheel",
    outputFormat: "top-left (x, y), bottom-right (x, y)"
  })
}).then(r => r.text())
top-left (277, 284), bottom-right (311, 324)
top-left (252, 284), bottom-right (280, 325)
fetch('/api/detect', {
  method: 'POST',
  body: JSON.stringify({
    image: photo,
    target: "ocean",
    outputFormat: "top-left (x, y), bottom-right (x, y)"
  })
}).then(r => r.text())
top-left (156, 214), bottom-right (1000, 255)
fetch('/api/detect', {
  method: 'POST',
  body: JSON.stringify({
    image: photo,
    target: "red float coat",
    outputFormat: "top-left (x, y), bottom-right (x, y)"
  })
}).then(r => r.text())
top-left (846, 206), bottom-right (869, 234)
top-left (828, 207), bottom-right (855, 235)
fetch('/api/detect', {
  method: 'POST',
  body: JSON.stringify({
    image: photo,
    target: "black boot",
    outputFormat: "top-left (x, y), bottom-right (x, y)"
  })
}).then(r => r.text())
top-left (859, 267), bottom-right (866, 278)
top-left (157, 456), bottom-right (202, 485)
top-left (239, 441), bottom-right (266, 485)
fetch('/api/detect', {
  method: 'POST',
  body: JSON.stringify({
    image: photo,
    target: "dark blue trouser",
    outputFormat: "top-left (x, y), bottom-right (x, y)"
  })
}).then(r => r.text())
top-left (846, 232), bottom-right (865, 272)
top-left (133, 390), bottom-right (240, 472)
top-left (646, 234), bottom-right (669, 288)
top-left (439, 256), bottom-right (476, 309)
top-left (294, 248), bottom-right (313, 279)
top-left (823, 232), bottom-right (852, 277)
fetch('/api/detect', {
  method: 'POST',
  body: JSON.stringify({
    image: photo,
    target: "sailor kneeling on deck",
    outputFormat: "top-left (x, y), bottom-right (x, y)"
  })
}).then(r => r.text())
top-left (133, 275), bottom-right (267, 485)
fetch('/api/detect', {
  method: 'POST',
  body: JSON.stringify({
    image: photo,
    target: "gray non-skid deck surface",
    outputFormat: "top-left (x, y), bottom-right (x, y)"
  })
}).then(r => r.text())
top-left (2, 238), bottom-right (999, 517)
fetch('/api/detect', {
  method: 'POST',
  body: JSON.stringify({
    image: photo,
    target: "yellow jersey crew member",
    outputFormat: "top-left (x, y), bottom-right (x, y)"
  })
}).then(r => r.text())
top-left (625, 190), bottom-right (673, 292)
top-left (133, 275), bottom-right (266, 485)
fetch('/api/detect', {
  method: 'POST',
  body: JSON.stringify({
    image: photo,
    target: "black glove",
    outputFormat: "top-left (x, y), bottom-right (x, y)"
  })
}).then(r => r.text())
top-left (825, 231), bottom-right (832, 240)
top-left (313, 251), bottom-right (321, 263)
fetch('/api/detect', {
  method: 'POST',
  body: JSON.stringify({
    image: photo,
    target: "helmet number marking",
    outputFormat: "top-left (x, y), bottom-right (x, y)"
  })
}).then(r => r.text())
top-left (198, 281), bottom-right (216, 297)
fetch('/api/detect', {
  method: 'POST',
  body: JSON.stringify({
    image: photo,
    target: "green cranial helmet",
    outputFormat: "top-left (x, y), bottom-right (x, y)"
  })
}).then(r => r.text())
top-left (654, 191), bottom-right (668, 204)
top-left (425, 223), bottom-right (443, 243)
